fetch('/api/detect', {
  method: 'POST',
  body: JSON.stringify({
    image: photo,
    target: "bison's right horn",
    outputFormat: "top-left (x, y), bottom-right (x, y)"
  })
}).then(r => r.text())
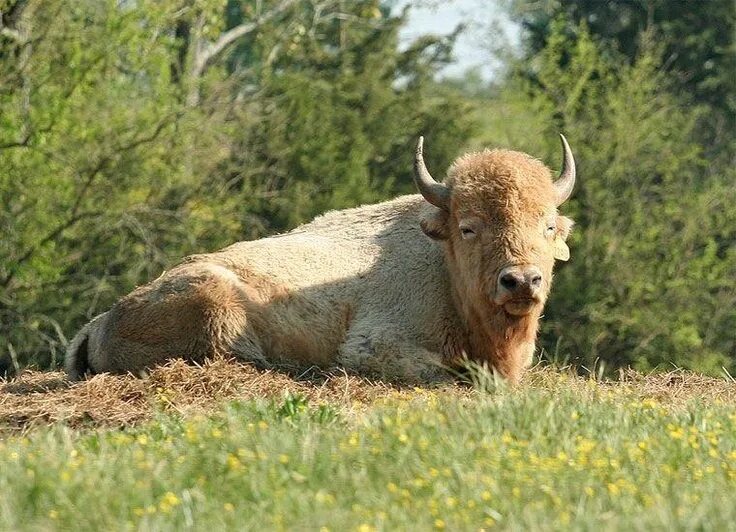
top-left (554, 134), bottom-right (576, 205)
top-left (414, 136), bottom-right (450, 211)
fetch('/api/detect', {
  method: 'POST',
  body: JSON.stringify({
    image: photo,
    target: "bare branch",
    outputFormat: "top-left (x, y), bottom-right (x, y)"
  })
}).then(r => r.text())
top-left (0, 26), bottom-right (22, 42)
top-left (0, 134), bottom-right (30, 150)
top-left (1, 115), bottom-right (177, 289)
top-left (190, 0), bottom-right (299, 80)
top-left (0, 210), bottom-right (103, 289)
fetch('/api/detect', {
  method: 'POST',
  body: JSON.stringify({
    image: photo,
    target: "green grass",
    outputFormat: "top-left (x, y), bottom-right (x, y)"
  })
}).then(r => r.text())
top-left (1, 373), bottom-right (735, 531)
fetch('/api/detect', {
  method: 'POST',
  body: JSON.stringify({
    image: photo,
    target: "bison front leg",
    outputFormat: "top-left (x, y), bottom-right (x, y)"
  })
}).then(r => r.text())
top-left (337, 328), bottom-right (451, 384)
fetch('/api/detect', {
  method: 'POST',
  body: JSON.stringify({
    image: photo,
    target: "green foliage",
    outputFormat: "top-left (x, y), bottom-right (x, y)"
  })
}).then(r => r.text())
top-left (2, 377), bottom-right (736, 530)
top-left (508, 0), bottom-right (736, 143)
top-left (274, 393), bottom-right (338, 424)
top-left (219, 0), bottom-right (475, 230)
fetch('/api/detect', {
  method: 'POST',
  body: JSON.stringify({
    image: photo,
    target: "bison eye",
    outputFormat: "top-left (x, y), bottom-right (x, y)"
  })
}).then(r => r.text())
top-left (460, 227), bottom-right (476, 240)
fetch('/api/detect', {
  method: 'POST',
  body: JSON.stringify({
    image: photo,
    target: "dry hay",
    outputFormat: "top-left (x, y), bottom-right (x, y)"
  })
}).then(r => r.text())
top-left (0, 358), bottom-right (421, 434)
top-left (522, 364), bottom-right (736, 406)
top-left (1, 358), bottom-right (734, 434)
top-left (612, 366), bottom-right (736, 404)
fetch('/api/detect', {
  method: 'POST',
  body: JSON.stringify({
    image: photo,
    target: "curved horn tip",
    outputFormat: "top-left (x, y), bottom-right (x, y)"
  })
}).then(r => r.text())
top-left (413, 135), bottom-right (450, 211)
top-left (554, 132), bottom-right (576, 205)
top-left (416, 136), bottom-right (424, 153)
top-left (558, 134), bottom-right (574, 165)
top-left (558, 133), bottom-right (573, 159)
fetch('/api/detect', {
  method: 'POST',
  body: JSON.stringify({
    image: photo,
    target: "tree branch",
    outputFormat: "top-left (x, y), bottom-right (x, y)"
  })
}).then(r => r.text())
top-left (1, 115), bottom-right (177, 289)
top-left (0, 134), bottom-right (30, 150)
top-left (190, 0), bottom-right (299, 80)
top-left (0, 26), bottom-right (22, 42)
top-left (0, 211), bottom-right (102, 288)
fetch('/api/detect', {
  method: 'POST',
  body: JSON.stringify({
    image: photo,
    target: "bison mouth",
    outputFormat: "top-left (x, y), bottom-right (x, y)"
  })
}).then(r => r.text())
top-left (503, 298), bottom-right (539, 316)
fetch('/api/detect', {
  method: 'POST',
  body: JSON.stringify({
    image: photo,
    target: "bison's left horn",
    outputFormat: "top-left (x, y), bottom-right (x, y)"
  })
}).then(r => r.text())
top-left (414, 136), bottom-right (450, 211)
top-left (554, 134), bottom-right (576, 205)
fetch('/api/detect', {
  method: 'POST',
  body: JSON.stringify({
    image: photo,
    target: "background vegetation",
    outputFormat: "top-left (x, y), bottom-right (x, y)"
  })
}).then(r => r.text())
top-left (0, 0), bottom-right (734, 376)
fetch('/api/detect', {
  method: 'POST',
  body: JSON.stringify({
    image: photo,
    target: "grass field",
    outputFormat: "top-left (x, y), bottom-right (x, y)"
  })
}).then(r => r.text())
top-left (1, 359), bottom-right (735, 531)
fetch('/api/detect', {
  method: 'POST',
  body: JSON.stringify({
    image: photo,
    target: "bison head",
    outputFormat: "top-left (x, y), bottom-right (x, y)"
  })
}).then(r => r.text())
top-left (414, 135), bottom-right (576, 379)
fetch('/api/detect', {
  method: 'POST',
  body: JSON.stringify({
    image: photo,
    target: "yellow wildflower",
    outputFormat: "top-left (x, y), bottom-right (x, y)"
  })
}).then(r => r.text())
top-left (227, 454), bottom-right (242, 471)
top-left (158, 492), bottom-right (181, 513)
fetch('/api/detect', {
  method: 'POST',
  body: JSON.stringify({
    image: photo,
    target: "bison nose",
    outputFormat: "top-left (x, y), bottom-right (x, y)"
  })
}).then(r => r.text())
top-left (497, 266), bottom-right (543, 299)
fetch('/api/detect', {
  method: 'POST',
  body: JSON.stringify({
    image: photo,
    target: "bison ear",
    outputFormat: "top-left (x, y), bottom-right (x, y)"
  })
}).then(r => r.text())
top-left (553, 215), bottom-right (574, 261)
top-left (420, 208), bottom-right (450, 240)
top-left (555, 216), bottom-right (574, 240)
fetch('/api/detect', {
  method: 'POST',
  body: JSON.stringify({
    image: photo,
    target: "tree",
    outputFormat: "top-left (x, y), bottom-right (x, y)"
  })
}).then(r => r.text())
top-left (506, 0), bottom-right (736, 158)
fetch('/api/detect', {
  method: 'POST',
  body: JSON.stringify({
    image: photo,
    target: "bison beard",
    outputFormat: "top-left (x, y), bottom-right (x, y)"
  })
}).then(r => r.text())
top-left (66, 136), bottom-right (576, 384)
top-left (470, 308), bottom-right (540, 380)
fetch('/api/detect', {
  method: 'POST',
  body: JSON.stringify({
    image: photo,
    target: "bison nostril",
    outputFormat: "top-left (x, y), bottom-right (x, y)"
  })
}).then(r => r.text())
top-left (500, 273), bottom-right (519, 291)
top-left (530, 274), bottom-right (542, 288)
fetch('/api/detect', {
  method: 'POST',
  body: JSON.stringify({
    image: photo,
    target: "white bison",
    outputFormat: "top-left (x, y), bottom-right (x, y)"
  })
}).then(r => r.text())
top-left (66, 136), bottom-right (576, 383)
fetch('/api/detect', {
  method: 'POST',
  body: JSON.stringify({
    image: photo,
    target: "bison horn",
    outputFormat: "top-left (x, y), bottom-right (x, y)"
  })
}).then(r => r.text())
top-left (414, 136), bottom-right (450, 211)
top-left (554, 134), bottom-right (576, 206)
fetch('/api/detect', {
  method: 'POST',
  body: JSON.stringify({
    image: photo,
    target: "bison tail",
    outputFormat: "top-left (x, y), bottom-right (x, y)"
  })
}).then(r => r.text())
top-left (65, 324), bottom-right (92, 381)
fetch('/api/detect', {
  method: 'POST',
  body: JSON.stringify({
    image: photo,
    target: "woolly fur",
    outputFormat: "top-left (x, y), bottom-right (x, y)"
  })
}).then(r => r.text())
top-left (66, 149), bottom-right (574, 383)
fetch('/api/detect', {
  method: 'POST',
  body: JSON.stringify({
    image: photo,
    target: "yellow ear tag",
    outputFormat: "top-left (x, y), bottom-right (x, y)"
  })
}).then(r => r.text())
top-left (553, 238), bottom-right (570, 261)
